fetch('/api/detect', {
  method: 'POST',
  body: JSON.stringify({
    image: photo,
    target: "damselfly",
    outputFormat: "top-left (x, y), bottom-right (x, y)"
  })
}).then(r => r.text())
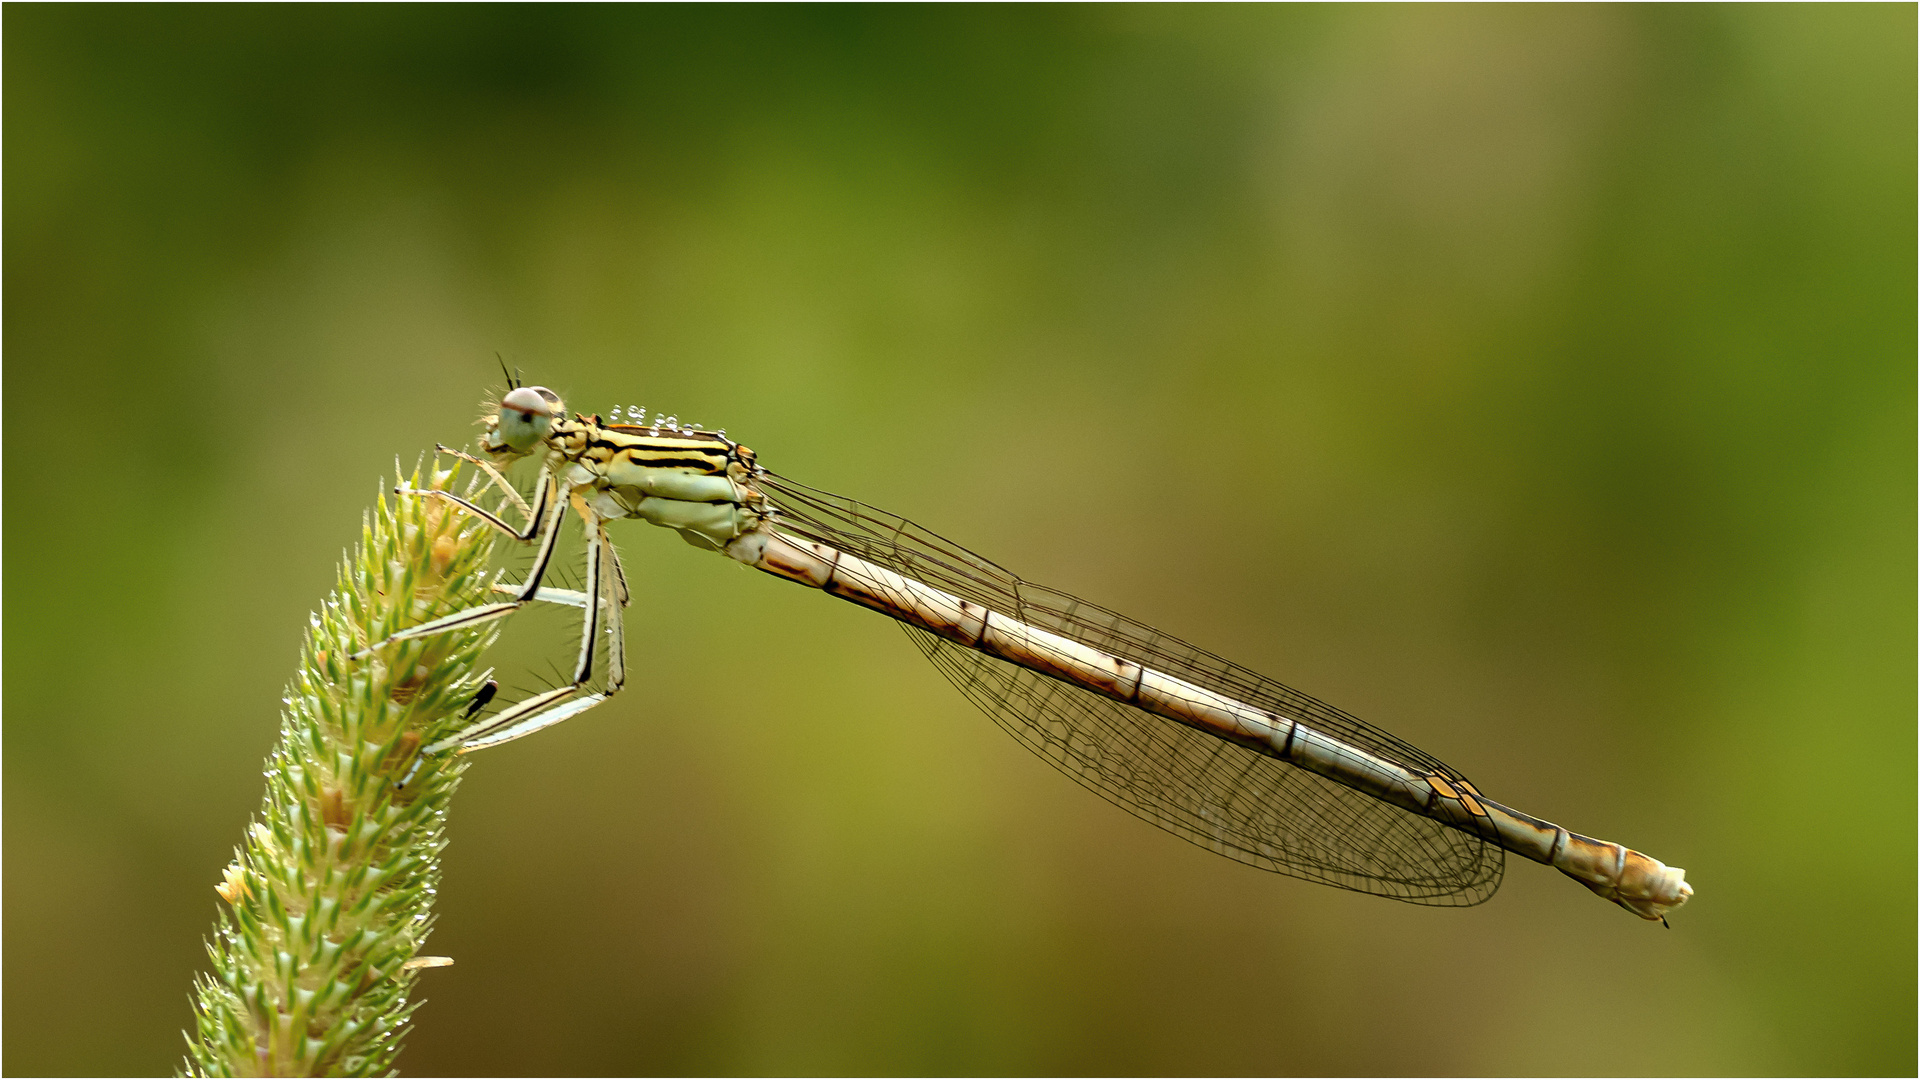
top-left (356, 377), bottom-right (1692, 922)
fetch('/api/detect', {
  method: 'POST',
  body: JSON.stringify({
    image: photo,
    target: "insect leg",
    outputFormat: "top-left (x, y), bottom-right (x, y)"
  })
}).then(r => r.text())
top-left (401, 467), bottom-right (554, 542)
top-left (567, 517), bottom-right (604, 685)
top-left (511, 482), bottom-right (574, 601)
top-left (419, 513), bottom-right (623, 756)
top-left (604, 523), bottom-right (631, 608)
top-left (434, 443), bottom-right (532, 517)
top-left (350, 479), bottom-right (571, 661)
top-left (601, 525), bottom-right (627, 691)
top-left (347, 600), bottom-right (522, 659)
top-left (490, 583), bottom-right (590, 606)
top-left (480, 525), bottom-right (626, 683)
top-left (481, 527), bottom-right (626, 682)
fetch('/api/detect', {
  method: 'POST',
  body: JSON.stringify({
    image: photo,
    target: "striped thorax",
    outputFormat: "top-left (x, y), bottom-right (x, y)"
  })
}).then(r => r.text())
top-left (486, 385), bottom-right (767, 551)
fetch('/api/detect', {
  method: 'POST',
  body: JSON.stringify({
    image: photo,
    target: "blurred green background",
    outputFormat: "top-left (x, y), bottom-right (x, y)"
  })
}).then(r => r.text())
top-left (6, 5), bottom-right (1913, 1075)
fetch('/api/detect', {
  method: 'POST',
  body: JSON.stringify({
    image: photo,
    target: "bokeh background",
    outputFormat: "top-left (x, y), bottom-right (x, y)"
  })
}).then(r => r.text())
top-left (6, 5), bottom-right (1913, 1075)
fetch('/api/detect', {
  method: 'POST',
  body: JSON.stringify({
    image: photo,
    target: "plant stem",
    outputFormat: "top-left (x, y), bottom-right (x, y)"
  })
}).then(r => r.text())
top-left (185, 461), bottom-right (502, 1077)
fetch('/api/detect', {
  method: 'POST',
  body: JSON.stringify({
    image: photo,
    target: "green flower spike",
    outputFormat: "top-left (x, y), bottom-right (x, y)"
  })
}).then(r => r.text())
top-left (185, 459), bottom-right (504, 1077)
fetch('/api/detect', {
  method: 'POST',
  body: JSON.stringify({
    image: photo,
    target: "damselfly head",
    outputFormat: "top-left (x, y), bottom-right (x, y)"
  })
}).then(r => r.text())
top-left (486, 385), bottom-right (564, 455)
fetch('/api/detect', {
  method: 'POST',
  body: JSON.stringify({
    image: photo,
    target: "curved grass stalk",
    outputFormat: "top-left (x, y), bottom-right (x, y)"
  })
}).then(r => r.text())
top-left (184, 460), bottom-right (503, 1077)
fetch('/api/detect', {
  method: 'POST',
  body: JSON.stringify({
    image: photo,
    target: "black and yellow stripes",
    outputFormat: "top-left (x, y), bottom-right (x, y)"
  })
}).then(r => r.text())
top-left (589, 427), bottom-right (735, 474)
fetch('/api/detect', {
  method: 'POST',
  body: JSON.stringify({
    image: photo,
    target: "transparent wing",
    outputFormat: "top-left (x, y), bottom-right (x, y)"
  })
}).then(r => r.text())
top-left (760, 471), bottom-right (1504, 905)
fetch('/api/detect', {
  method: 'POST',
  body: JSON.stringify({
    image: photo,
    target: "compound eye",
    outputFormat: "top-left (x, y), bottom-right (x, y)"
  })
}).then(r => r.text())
top-left (502, 386), bottom-right (550, 415)
top-left (496, 386), bottom-right (556, 452)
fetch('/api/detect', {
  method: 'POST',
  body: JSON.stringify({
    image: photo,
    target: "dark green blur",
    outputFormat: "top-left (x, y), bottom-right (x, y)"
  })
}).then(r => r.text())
top-left (6, 5), bottom-right (1912, 1075)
